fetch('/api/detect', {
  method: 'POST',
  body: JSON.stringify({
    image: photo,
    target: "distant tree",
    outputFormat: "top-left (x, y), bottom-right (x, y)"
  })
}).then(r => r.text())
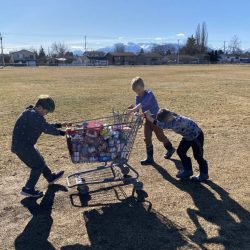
top-left (228, 35), bottom-right (242, 55)
top-left (114, 43), bottom-right (125, 53)
top-left (181, 35), bottom-right (198, 55)
top-left (201, 22), bottom-right (208, 52)
top-left (38, 46), bottom-right (46, 57)
top-left (63, 51), bottom-right (74, 63)
top-left (51, 42), bottom-right (68, 57)
top-left (195, 23), bottom-right (201, 51)
top-left (208, 50), bottom-right (219, 63)
top-left (218, 49), bottom-right (224, 55)
top-left (38, 46), bottom-right (46, 64)
top-left (195, 22), bottom-right (208, 53)
top-left (139, 48), bottom-right (144, 54)
top-left (30, 48), bottom-right (38, 58)
top-left (65, 51), bottom-right (74, 57)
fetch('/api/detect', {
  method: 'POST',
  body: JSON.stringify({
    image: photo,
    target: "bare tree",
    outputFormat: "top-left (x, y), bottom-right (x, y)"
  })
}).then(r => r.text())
top-left (195, 23), bottom-right (201, 51)
top-left (114, 43), bottom-right (125, 53)
top-left (229, 35), bottom-right (242, 55)
top-left (201, 22), bottom-right (208, 52)
top-left (51, 42), bottom-right (68, 57)
top-left (195, 22), bottom-right (208, 53)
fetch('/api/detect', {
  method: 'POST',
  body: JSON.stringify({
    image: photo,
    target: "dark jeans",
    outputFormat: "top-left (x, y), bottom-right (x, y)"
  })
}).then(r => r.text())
top-left (14, 146), bottom-right (52, 189)
top-left (177, 131), bottom-right (208, 174)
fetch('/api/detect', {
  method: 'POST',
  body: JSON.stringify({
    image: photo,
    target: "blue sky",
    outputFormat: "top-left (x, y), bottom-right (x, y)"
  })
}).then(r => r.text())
top-left (1, 0), bottom-right (250, 52)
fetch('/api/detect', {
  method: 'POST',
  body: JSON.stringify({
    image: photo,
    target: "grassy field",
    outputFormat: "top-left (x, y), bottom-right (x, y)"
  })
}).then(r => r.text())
top-left (0, 65), bottom-right (249, 250)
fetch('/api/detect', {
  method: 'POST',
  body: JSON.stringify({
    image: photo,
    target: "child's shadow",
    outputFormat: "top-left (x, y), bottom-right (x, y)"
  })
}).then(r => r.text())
top-left (15, 184), bottom-right (68, 250)
top-left (152, 161), bottom-right (250, 250)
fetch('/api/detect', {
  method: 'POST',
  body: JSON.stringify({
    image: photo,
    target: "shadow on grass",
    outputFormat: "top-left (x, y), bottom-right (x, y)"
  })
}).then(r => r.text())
top-left (15, 184), bottom-right (68, 250)
top-left (69, 183), bottom-right (148, 208)
top-left (62, 196), bottom-right (195, 250)
top-left (151, 161), bottom-right (250, 250)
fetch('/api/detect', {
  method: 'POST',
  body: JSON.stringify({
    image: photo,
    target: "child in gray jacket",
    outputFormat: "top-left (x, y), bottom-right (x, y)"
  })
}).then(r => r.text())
top-left (11, 95), bottom-right (66, 198)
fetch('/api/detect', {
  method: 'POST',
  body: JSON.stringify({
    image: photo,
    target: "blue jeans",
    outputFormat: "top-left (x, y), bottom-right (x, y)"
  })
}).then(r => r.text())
top-left (14, 146), bottom-right (52, 189)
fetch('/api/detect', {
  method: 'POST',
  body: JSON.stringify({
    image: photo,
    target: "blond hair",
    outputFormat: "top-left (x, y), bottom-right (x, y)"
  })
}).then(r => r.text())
top-left (131, 77), bottom-right (145, 90)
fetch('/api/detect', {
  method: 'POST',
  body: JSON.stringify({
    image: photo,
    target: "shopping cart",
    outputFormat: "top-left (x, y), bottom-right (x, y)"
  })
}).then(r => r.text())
top-left (66, 110), bottom-right (143, 196)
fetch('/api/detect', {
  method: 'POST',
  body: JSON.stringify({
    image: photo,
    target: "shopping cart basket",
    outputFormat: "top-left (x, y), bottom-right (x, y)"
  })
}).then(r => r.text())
top-left (66, 111), bottom-right (143, 195)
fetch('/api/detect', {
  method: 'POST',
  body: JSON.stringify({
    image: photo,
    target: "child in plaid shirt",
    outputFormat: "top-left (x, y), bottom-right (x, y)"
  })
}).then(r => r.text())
top-left (145, 108), bottom-right (209, 182)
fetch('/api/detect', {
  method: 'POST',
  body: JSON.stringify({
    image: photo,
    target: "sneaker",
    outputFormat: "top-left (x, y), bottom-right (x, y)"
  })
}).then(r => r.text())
top-left (48, 170), bottom-right (64, 185)
top-left (164, 148), bottom-right (176, 159)
top-left (176, 170), bottom-right (193, 180)
top-left (21, 187), bottom-right (44, 198)
top-left (192, 173), bottom-right (209, 182)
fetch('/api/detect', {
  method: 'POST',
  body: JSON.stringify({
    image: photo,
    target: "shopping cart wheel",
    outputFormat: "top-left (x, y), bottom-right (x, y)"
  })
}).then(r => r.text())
top-left (120, 166), bottom-right (130, 176)
top-left (134, 181), bottom-right (143, 191)
top-left (77, 185), bottom-right (89, 195)
top-left (135, 190), bottom-right (148, 202)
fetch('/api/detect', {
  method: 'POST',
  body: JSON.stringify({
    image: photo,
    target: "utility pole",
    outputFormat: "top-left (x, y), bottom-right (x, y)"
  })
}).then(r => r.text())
top-left (84, 35), bottom-right (87, 54)
top-left (223, 41), bottom-right (226, 54)
top-left (177, 39), bottom-right (180, 64)
top-left (0, 33), bottom-right (5, 67)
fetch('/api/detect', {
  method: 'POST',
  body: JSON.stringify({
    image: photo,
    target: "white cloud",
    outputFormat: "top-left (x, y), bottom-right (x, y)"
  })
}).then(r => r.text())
top-left (176, 33), bottom-right (185, 37)
top-left (154, 37), bottom-right (163, 41)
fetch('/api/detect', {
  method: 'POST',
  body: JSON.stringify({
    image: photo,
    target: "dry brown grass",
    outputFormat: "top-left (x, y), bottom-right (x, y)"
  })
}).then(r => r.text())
top-left (0, 65), bottom-right (249, 250)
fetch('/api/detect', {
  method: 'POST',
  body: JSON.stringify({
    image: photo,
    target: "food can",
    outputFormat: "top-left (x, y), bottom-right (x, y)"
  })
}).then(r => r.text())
top-left (109, 139), bottom-right (115, 147)
top-left (111, 152), bottom-right (117, 159)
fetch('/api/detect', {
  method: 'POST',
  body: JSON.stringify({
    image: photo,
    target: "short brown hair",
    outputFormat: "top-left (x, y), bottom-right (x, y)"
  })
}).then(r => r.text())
top-left (157, 109), bottom-right (172, 122)
top-left (131, 77), bottom-right (144, 90)
top-left (35, 95), bottom-right (55, 112)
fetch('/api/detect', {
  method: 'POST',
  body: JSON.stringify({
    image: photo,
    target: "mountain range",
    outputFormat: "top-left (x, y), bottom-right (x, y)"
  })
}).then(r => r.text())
top-left (72, 42), bottom-right (181, 55)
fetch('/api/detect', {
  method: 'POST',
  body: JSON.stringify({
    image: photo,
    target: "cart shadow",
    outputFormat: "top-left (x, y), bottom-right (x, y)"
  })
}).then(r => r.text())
top-left (151, 161), bottom-right (250, 250)
top-left (15, 184), bottom-right (68, 250)
top-left (69, 182), bottom-right (148, 208)
top-left (62, 196), bottom-right (195, 250)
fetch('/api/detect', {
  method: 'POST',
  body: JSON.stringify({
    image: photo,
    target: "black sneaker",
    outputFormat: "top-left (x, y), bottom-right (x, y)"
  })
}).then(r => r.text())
top-left (48, 170), bottom-right (64, 185)
top-left (21, 187), bottom-right (44, 198)
top-left (164, 148), bottom-right (176, 159)
top-left (176, 170), bottom-right (193, 180)
top-left (191, 173), bottom-right (209, 182)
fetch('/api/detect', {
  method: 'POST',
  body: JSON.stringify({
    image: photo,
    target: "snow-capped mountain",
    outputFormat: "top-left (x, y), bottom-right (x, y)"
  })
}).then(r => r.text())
top-left (72, 42), bottom-right (185, 55)
top-left (98, 42), bottom-right (157, 54)
top-left (72, 50), bottom-right (83, 56)
top-left (98, 42), bottom-right (184, 54)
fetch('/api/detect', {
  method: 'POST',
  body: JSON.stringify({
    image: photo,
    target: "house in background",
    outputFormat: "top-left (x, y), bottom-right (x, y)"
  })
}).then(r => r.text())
top-left (136, 51), bottom-right (163, 65)
top-left (106, 52), bottom-right (136, 65)
top-left (9, 49), bottom-right (37, 66)
top-left (87, 55), bottom-right (108, 66)
top-left (219, 54), bottom-right (240, 63)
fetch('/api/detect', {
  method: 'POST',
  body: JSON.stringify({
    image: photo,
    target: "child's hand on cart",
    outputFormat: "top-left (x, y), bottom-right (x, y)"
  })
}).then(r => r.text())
top-left (62, 122), bottom-right (72, 127)
top-left (127, 104), bottom-right (135, 115)
top-left (55, 122), bottom-right (72, 128)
